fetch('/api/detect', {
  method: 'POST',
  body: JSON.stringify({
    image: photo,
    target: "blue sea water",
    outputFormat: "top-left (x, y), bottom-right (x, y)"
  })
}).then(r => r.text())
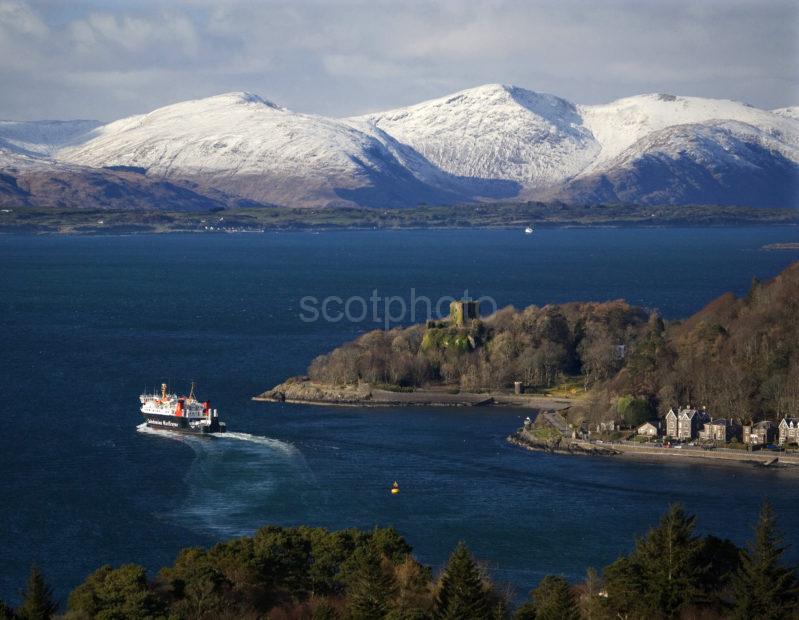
top-left (1, 227), bottom-right (799, 605)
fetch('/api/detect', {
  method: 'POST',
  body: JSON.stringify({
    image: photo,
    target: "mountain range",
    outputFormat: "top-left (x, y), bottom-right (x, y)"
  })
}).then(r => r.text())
top-left (1, 85), bottom-right (797, 210)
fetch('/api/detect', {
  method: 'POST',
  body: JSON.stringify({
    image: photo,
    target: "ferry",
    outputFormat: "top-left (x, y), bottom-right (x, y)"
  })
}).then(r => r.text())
top-left (140, 383), bottom-right (226, 434)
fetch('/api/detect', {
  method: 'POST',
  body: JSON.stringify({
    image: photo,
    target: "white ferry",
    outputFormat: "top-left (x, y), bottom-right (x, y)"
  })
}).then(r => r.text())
top-left (140, 383), bottom-right (226, 434)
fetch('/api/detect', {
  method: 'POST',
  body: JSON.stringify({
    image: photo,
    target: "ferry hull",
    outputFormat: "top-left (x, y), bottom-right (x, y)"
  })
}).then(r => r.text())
top-left (142, 413), bottom-right (226, 435)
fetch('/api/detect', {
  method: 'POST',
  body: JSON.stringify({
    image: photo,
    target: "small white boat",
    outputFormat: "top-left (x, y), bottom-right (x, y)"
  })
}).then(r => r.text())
top-left (524, 226), bottom-right (534, 234)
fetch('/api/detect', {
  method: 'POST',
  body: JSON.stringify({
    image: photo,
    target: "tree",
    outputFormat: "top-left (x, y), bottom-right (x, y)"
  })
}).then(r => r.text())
top-left (0, 600), bottom-right (13, 620)
top-left (157, 547), bottom-right (231, 618)
top-left (67, 564), bottom-right (166, 619)
top-left (579, 567), bottom-right (607, 620)
top-left (516, 575), bottom-right (579, 620)
top-left (344, 546), bottom-right (397, 620)
top-left (253, 525), bottom-right (312, 596)
top-left (604, 504), bottom-right (704, 618)
top-left (388, 555), bottom-right (433, 620)
top-left (312, 599), bottom-right (339, 619)
top-left (616, 394), bottom-right (654, 428)
top-left (633, 504), bottom-right (704, 616)
top-left (732, 502), bottom-right (798, 619)
top-left (434, 543), bottom-right (491, 620)
top-left (369, 527), bottom-right (413, 566)
top-left (17, 565), bottom-right (57, 620)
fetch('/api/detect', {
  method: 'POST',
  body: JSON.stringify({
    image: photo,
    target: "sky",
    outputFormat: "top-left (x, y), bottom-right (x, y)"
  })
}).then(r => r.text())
top-left (0, 0), bottom-right (797, 122)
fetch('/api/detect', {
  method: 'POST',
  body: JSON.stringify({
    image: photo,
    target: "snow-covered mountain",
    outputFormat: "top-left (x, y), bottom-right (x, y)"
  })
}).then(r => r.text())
top-left (57, 92), bottom-right (478, 208)
top-left (3, 85), bottom-right (798, 210)
top-left (0, 119), bottom-right (102, 158)
top-left (351, 84), bottom-right (599, 188)
top-left (773, 107), bottom-right (799, 121)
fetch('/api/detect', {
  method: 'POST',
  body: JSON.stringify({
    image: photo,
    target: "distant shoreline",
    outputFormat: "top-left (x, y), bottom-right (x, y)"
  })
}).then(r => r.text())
top-left (762, 242), bottom-right (799, 250)
top-left (1, 203), bottom-right (797, 235)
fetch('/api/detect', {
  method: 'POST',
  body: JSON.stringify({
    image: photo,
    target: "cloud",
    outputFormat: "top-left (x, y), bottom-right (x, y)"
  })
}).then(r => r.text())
top-left (0, 0), bottom-right (46, 36)
top-left (0, 0), bottom-right (796, 121)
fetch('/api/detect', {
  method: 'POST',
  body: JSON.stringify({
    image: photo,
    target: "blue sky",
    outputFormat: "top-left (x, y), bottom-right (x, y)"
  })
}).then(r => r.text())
top-left (1, 0), bottom-right (797, 121)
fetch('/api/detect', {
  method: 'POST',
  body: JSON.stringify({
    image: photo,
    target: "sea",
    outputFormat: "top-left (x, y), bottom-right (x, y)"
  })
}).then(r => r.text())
top-left (2, 226), bottom-right (798, 605)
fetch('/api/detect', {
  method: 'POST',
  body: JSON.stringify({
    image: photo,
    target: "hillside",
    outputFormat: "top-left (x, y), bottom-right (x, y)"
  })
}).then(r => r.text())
top-left (615, 261), bottom-right (799, 421)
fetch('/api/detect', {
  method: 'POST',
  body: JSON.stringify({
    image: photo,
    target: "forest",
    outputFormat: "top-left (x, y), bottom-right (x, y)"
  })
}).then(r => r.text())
top-left (307, 262), bottom-right (799, 425)
top-left (2, 503), bottom-right (796, 619)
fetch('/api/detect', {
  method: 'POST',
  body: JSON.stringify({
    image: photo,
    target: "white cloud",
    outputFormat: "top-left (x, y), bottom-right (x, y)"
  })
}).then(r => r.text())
top-left (0, 0), bottom-right (47, 36)
top-left (0, 0), bottom-right (796, 121)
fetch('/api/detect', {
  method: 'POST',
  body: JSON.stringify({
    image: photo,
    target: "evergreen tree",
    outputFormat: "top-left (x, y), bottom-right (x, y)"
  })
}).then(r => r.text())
top-left (345, 546), bottom-right (397, 620)
top-left (732, 502), bottom-right (799, 619)
top-left (312, 599), bottom-right (339, 620)
top-left (434, 542), bottom-right (491, 620)
top-left (604, 504), bottom-right (703, 618)
top-left (527, 575), bottom-right (579, 620)
top-left (0, 599), bottom-right (15, 620)
top-left (17, 565), bottom-right (57, 620)
top-left (634, 504), bottom-right (704, 616)
top-left (67, 564), bottom-right (166, 619)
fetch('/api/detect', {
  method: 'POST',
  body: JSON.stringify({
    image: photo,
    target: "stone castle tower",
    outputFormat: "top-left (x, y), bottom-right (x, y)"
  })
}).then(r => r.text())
top-left (449, 300), bottom-right (480, 327)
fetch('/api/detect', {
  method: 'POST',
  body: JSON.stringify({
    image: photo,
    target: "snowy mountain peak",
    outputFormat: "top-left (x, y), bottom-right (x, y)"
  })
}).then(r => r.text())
top-left (578, 92), bottom-right (799, 171)
top-left (352, 83), bottom-right (597, 185)
top-left (773, 106), bottom-right (799, 120)
top-left (189, 91), bottom-right (284, 110)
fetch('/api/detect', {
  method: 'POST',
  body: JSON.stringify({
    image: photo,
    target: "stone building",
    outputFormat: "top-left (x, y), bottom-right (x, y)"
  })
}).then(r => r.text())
top-left (699, 418), bottom-right (742, 443)
top-left (778, 417), bottom-right (799, 446)
top-left (449, 300), bottom-right (480, 327)
top-left (637, 421), bottom-right (660, 437)
top-left (743, 421), bottom-right (777, 446)
top-left (665, 407), bottom-right (710, 441)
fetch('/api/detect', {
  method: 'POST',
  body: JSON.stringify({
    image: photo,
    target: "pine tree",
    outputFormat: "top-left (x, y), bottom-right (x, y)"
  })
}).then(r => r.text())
top-left (0, 599), bottom-right (15, 620)
top-left (434, 542), bottom-right (491, 620)
top-left (528, 575), bottom-right (579, 620)
top-left (17, 565), bottom-right (57, 620)
top-left (604, 504), bottom-right (704, 618)
top-left (632, 503), bottom-right (703, 617)
top-left (732, 502), bottom-right (798, 619)
top-left (345, 546), bottom-right (397, 620)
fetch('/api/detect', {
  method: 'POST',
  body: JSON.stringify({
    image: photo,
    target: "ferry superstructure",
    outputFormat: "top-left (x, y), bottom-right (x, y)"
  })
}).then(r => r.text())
top-left (140, 383), bottom-right (226, 434)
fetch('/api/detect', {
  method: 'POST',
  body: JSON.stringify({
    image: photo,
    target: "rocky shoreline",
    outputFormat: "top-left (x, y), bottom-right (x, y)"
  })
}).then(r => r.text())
top-left (254, 378), bottom-right (573, 409)
top-left (508, 431), bottom-right (799, 469)
top-left (507, 432), bottom-right (621, 456)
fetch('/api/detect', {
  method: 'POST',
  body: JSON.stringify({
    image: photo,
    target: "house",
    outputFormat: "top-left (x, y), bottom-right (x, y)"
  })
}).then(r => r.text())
top-left (597, 420), bottom-right (618, 433)
top-left (699, 419), bottom-right (742, 443)
top-left (637, 421), bottom-right (660, 437)
top-left (743, 421), bottom-right (777, 446)
top-left (778, 417), bottom-right (799, 446)
top-left (665, 407), bottom-right (710, 441)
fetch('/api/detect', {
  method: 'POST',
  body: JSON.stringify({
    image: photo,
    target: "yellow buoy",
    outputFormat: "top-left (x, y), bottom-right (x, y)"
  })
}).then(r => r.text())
top-left (391, 481), bottom-right (400, 495)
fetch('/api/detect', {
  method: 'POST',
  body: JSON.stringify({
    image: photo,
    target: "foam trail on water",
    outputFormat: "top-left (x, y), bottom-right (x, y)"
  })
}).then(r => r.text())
top-left (212, 431), bottom-right (299, 456)
top-left (138, 423), bottom-right (316, 537)
top-left (137, 424), bottom-right (297, 455)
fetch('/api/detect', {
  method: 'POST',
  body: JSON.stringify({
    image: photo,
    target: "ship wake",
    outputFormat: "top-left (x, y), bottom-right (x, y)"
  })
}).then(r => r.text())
top-left (138, 423), bottom-right (316, 538)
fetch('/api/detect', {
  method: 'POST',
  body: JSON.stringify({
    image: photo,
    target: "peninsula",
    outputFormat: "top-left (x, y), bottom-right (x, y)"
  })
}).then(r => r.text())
top-left (258, 262), bottom-right (799, 465)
